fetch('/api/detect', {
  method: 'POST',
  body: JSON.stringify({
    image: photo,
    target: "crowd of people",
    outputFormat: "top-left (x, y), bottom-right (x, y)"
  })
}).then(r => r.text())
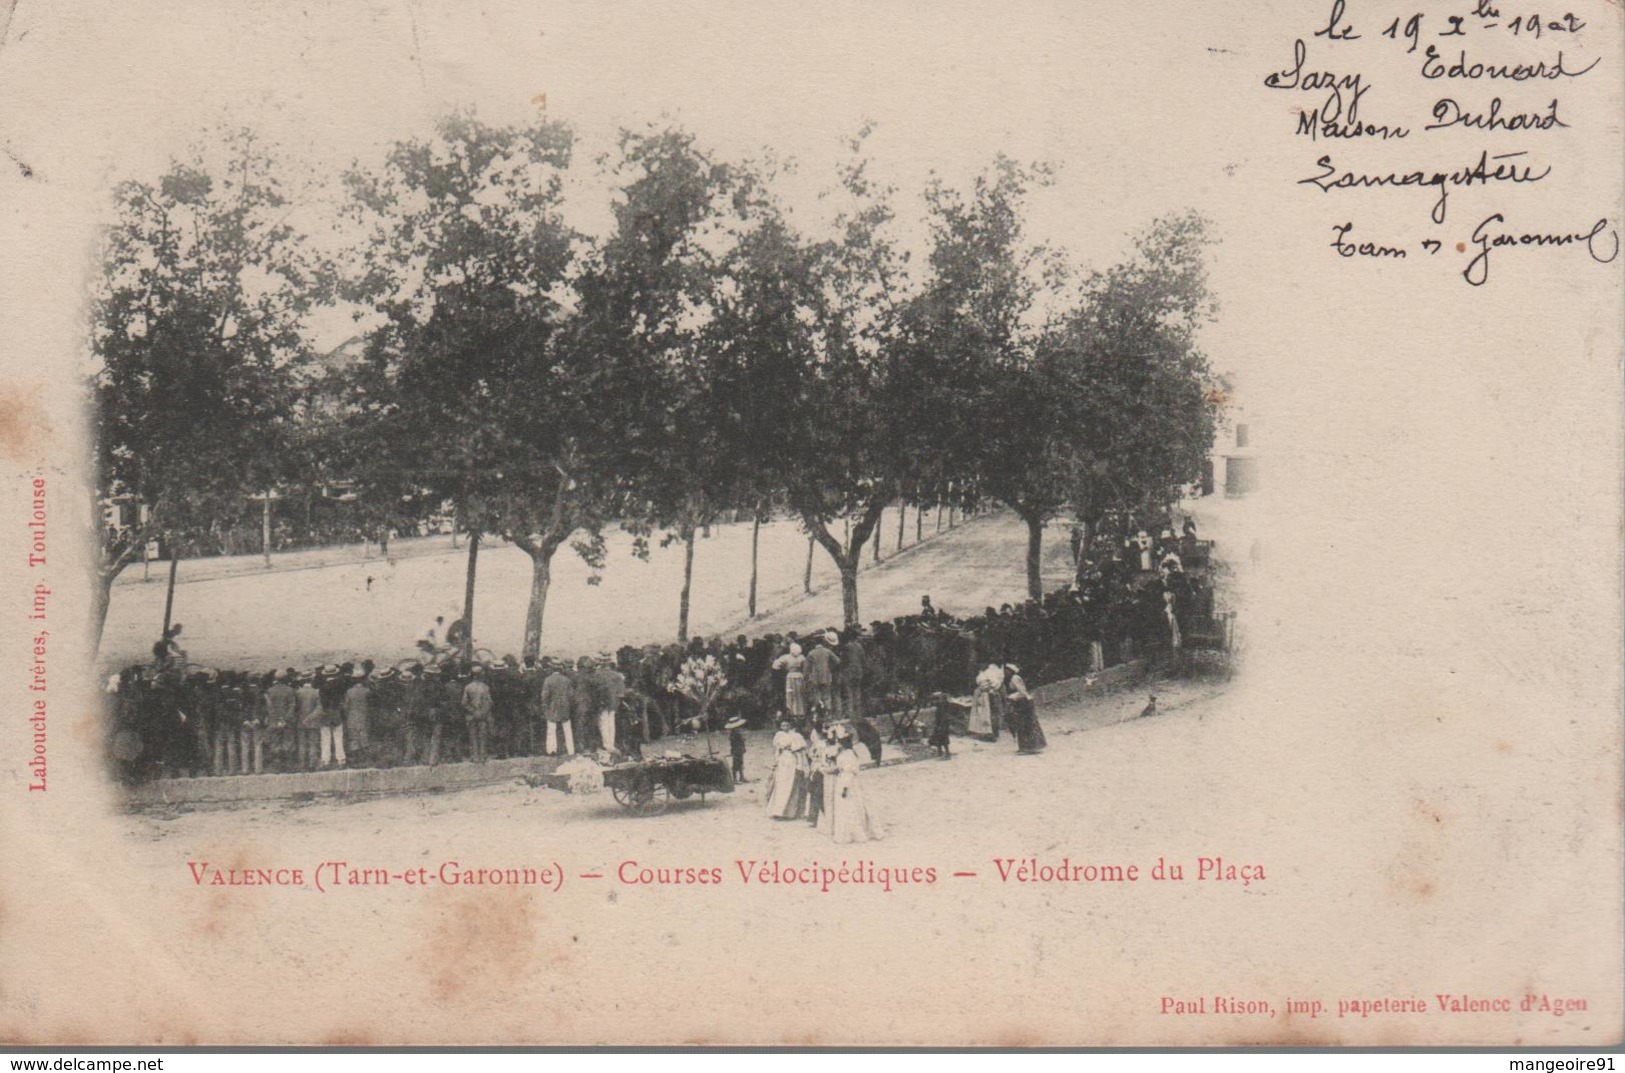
top-left (105, 514), bottom-right (1217, 785)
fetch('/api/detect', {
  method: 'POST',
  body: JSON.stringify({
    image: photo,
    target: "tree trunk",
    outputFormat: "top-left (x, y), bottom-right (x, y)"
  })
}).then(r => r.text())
top-left (896, 502), bottom-right (905, 551)
top-left (916, 504), bottom-right (923, 542)
top-left (872, 519), bottom-right (881, 563)
top-left (747, 513), bottom-right (761, 618)
top-left (805, 500), bottom-right (887, 628)
top-left (936, 504), bottom-right (943, 532)
top-left (91, 571), bottom-right (116, 655)
top-left (161, 554), bottom-right (179, 637)
top-left (1024, 512), bottom-right (1044, 600)
top-left (262, 492), bottom-right (272, 569)
top-left (461, 530), bottom-right (480, 657)
top-left (839, 556), bottom-right (860, 626)
top-left (804, 534), bottom-right (814, 594)
top-left (1074, 518), bottom-right (1094, 584)
top-left (677, 525), bottom-right (696, 643)
top-left (521, 546), bottom-right (553, 661)
top-left (1069, 524), bottom-right (1083, 565)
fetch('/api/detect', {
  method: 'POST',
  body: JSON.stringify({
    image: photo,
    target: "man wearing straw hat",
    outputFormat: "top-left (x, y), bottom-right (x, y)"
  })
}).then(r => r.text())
top-left (462, 664), bottom-right (494, 763)
top-left (589, 653), bottom-right (626, 754)
top-left (540, 659), bottom-right (576, 756)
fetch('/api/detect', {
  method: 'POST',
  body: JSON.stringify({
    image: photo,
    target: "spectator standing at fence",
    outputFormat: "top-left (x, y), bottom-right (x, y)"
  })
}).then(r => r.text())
top-left (839, 627), bottom-right (867, 719)
top-left (570, 657), bottom-right (599, 751)
top-left (540, 660), bottom-right (576, 756)
top-left (415, 667), bottom-right (447, 765)
top-left (319, 669), bottom-right (349, 768)
top-left (805, 635), bottom-right (840, 717)
top-left (394, 669), bottom-right (423, 764)
top-left (295, 674), bottom-right (324, 769)
top-left (590, 654), bottom-right (625, 754)
top-left (263, 670), bottom-right (296, 771)
top-left (343, 668), bottom-right (371, 765)
top-left (772, 642), bottom-right (808, 719)
top-left (462, 664), bottom-right (493, 763)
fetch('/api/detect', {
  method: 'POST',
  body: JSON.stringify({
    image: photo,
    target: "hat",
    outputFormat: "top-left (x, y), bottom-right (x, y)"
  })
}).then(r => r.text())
top-left (471, 664), bottom-right (484, 675)
top-left (397, 670), bottom-right (415, 682)
top-left (322, 664), bottom-right (340, 676)
top-left (352, 667), bottom-right (366, 678)
top-left (724, 717), bottom-right (746, 730)
top-left (374, 667), bottom-right (397, 681)
top-left (824, 630), bottom-right (840, 646)
top-left (272, 669), bottom-right (286, 681)
top-left (1005, 663), bottom-right (1021, 673)
top-left (597, 652), bottom-right (615, 664)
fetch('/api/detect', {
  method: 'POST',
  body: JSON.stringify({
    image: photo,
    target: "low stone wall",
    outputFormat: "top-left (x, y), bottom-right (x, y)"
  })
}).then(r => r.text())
top-left (123, 754), bottom-right (568, 808)
top-left (1032, 657), bottom-right (1150, 707)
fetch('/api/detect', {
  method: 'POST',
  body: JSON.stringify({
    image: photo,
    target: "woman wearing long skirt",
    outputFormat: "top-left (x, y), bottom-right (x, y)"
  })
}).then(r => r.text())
top-left (764, 718), bottom-right (809, 819)
top-left (1005, 664), bottom-right (1046, 755)
top-left (830, 728), bottom-right (884, 843)
top-left (808, 728), bottom-right (837, 834)
top-left (772, 643), bottom-right (809, 720)
top-left (970, 663), bottom-right (1004, 740)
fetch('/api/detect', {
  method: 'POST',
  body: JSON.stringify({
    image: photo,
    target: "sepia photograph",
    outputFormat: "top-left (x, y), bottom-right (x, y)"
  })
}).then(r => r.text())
top-left (0, 0), bottom-right (1620, 1054)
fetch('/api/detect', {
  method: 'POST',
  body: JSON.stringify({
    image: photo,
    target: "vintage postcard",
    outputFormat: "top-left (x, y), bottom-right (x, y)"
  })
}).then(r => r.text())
top-left (0, 0), bottom-right (1620, 1049)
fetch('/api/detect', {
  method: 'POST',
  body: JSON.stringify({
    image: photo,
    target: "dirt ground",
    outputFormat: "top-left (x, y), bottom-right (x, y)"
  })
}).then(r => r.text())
top-left (97, 506), bottom-right (1076, 672)
top-left (109, 669), bottom-right (1234, 1046)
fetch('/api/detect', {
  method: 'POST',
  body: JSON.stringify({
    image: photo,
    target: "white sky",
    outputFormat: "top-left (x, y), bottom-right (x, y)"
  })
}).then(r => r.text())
top-left (0, 0), bottom-right (1270, 369)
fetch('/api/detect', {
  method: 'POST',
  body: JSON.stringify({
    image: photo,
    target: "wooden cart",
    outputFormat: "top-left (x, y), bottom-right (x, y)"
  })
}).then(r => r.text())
top-left (602, 755), bottom-right (735, 816)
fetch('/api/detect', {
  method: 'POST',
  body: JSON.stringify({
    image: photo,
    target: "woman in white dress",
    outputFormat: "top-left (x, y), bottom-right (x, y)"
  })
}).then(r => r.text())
top-left (764, 717), bottom-right (808, 819)
top-left (969, 662), bottom-right (1003, 739)
top-left (830, 727), bottom-right (885, 844)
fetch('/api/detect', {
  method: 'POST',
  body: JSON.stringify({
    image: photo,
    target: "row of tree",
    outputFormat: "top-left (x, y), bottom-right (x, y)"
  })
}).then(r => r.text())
top-left (91, 114), bottom-right (1221, 659)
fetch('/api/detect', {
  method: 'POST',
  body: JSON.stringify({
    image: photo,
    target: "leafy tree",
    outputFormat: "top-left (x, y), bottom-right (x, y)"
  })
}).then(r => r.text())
top-left (585, 127), bottom-right (751, 643)
top-left (770, 126), bottom-right (922, 626)
top-left (1047, 211), bottom-right (1220, 555)
top-left (90, 130), bottom-right (325, 651)
top-left (903, 155), bottom-right (1059, 598)
top-left (344, 112), bottom-right (618, 660)
top-left (702, 165), bottom-right (824, 624)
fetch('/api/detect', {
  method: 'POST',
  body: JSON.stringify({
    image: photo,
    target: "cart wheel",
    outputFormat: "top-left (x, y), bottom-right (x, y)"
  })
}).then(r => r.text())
top-left (610, 783), bottom-right (633, 808)
top-left (629, 783), bottom-right (669, 816)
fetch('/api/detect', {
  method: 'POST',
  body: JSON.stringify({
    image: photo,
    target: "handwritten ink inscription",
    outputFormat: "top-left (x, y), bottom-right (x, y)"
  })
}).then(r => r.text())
top-left (1264, 0), bottom-right (1618, 285)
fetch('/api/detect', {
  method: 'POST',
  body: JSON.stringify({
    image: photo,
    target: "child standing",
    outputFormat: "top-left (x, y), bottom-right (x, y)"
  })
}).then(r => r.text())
top-left (928, 692), bottom-right (953, 759)
top-left (726, 716), bottom-right (747, 782)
